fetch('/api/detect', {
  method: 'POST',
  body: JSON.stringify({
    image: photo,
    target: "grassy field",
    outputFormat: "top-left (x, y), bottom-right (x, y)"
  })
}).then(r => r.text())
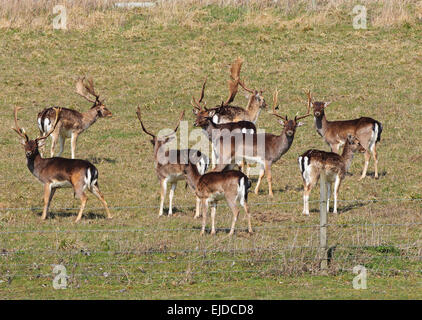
top-left (0, 2), bottom-right (422, 299)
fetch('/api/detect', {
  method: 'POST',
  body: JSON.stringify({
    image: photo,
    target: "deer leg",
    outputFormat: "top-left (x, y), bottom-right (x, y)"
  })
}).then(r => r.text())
top-left (75, 192), bottom-right (87, 223)
top-left (372, 143), bottom-right (379, 179)
top-left (359, 151), bottom-right (371, 181)
top-left (227, 200), bottom-right (239, 236)
top-left (41, 184), bottom-right (55, 220)
top-left (57, 135), bottom-right (65, 157)
top-left (333, 175), bottom-right (342, 214)
top-left (70, 132), bottom-right (79, 159)
top-left (90, 183), bottom-right (112, 219)
top-left (242, 202), bottom-right (253, 234)
top-left (168, 183), bottom-right (176, 216)
top-left (254, 164), bottom-right (265, 195)
top-left (210, 203), bottom-right (217, 235)
top-left (200, 199), bottom-right (208, 236)
top-left (159, 179), bottom-right (167, 216)
top-left (265, 162), bottom-right (273, 197)
top-left (194, 197), bottom-right (201, 219)
top-left (50, 135), bottom-right (57, 158)
top-left (303, 184), bottom-right (311, 215)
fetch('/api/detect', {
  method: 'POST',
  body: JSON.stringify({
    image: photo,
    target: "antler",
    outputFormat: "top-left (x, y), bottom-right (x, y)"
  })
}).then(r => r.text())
top-left (136, 106), bottom-right (156, 138)
top-left (191, 78), bottom-right (207, 111)
top-left (294, 89), bottom-right (312, 122)
top-left (161, 110), bottom-right (185, 138)
top-left (238, 79), bottom-right (255, 94)
top-left (36, 107), bottom-right (61, 142)
top-left (12, 107), bottom-right (29, 142)
top-left (222, 58), bottom-right (243, 106)
top-left (271, 89), bottom-right (288, 122)
top-left (75, 77), bottom-right (100, 103)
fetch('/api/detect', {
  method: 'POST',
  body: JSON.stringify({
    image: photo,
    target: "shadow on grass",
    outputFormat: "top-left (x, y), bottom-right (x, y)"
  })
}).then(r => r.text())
top-left (86, 156), bottom-right (116, 164)
top-left (33, 210), bottom-right (108, 220)
top-left (308, 200), bottom-right (368, 214)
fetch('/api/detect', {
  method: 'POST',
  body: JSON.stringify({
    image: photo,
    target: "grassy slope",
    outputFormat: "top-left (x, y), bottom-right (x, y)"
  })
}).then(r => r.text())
top-left (0, 7), bottom-right (421, 299)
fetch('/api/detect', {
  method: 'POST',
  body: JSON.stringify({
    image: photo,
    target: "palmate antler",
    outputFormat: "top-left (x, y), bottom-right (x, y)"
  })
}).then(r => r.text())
top-left (75, 77), bottom-right (101, 103)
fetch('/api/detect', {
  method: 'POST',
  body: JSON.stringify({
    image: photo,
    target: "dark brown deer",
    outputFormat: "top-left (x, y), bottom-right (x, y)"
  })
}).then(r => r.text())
top-left (37, 77), bottom-right (112, 159)
top-left (12, 107), bottom-right (112, 222)
top-left (308, 91), bottom-right (382, 180)
top-left (182, 161), bottom-right (252, 236)
top-left (136, 107), bottom-right (209, 217)
top-left (298, 134), bottom-right (366, 215)
top-left (212, 90), bottom-right (311, 197)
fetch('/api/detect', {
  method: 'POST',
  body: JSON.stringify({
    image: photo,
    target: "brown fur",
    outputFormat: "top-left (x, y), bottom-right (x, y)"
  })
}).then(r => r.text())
top-left (310, 98), bottom-right (382, 180)
top-left (183, 162), bottom-right (252, 236)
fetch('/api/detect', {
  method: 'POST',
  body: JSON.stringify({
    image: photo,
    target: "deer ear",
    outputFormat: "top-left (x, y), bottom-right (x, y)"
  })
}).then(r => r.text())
top-left (296, 122), bottom-right (305, 127)
top-left (192, 108), bottom-right (198, 115)
top-left (324, 101), bottom-right (332, 108)
top-left (278, 120), bottom-right (285, 126)
top-left (20, 139), bottom-right (26, 146)
top-left (208, 110), bottom-right (216, 117)
top-left (37, 139), bottom-right (46, 148)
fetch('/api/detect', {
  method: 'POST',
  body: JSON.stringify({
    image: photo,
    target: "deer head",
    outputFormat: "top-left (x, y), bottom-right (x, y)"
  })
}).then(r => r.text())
top-left (272, 89), bottom-right (310, 137)
top-left (305, 90), bottom-right (331, 118)
top-left (76, 77), bottom-right (112, 118)
top-left (12, 106), bottom-right (61, 158)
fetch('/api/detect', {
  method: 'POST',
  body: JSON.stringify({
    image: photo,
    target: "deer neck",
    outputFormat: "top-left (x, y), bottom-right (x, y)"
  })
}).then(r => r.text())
top-left (271, 131), bottom-right (294, 161)
top-left (203, 119), bottom-right (218, 141)
top-left (81, 108), bottom-right (100, 131)
top-left (184, 165), bottom-right (201, 191)
top-left (246, 97), bottom-right (260, 123)
top-left (26, 151), bottom-right (43, 179)
top-left (341, 143), bottom-right (355, 172)
top-left (314, 113), bottom-right (329, 137)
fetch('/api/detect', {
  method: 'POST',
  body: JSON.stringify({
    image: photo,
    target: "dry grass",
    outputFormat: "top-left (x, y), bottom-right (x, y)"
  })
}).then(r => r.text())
top-left (0, 0), bottom-right (420, 30)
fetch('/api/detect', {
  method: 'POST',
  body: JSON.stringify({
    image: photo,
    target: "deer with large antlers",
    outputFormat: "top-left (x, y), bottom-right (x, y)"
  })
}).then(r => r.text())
top-left (212, 90), bottom-right (311, 196)
top-left (307, 91), bottom-right (382, 180)
top-left (192, 78), bottom-right (257, 170)
top-left (191, 58), bottom-right (266, 125)
top-left (37, 77), bottom-right (112, 159)
top-left (136, 107), bottom-right (209, 217)
top-left (12, 107), bottom-right (112, 222)
top-left (182, 161), bottom-right (252, 236)
top-left (298, 134), bottom-right (366, 215)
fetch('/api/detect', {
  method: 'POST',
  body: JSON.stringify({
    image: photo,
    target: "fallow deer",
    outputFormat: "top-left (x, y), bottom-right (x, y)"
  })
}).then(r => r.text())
top-left (136, 107), bottom-right (209, 217)
top-left (212, 90), bottom-right (310, 197)
top-left (298, 134), bottom-right (366, 215)
top-left (307, 91), bottom-right (382, 180)
top-left (12, 107), bottom-right (112, 222)
top-left (37, 77), bottom-right (112, 159)
top-left (191, 58), bottom-right (266, 125)
top-left (192, 88), bottom-right (256, 170)
top-left (182, 162), bottom-right (252, 236)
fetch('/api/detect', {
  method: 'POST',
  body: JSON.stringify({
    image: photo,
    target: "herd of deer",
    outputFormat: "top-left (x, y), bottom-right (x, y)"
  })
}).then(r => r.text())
top-left (11, 58), bottom-right (382, 235)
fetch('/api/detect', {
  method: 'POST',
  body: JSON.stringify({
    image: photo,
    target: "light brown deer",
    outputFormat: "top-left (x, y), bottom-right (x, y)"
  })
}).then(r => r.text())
top-left (298, 134), bottom-right (366, 215)
top-left (212, 90), bottom-right (310, 197)
top-left (182, 161), bottom-right (252, 236)
top-left (37, 77), bottom-right (112, 159)
top-left (136, 107), bottom-right (209, 217)
top-left (192, 58), bottom-right (266, 125)
top-left (308, 91), bottom-right (382, 180)
top-left (12, 107), bottom-right (112, 222)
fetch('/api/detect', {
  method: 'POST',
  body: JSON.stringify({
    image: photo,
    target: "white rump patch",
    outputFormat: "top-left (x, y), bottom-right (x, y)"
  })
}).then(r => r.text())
top-left (369, 123), bottom-right (378, 152)
top-left (237, 177), bottom-right (246, 206)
